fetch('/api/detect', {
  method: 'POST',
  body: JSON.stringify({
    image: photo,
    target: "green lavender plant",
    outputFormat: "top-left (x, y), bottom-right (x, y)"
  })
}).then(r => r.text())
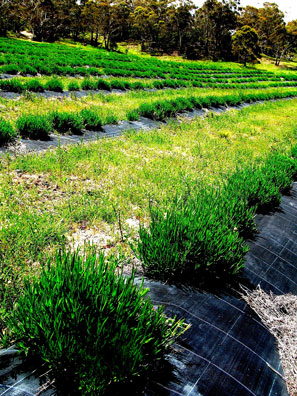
top-left (6, 250), bottom-right (187, 395)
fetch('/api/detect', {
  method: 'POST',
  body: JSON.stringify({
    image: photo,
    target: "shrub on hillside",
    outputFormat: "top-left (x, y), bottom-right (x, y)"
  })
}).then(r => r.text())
top-left (20, 65), bottom-right (38, 76)
top-left (68, 81), bottom-right (80, 91)
top-left (1, 64), bottom-right (19, 75)
top-left (134, 190), bottom-right (248, 281)
top-left (0, 79), bottom-right (23, 93)
top-left (110, 79), bottom-right (128, 90)
top-left (80, 108), bottom-right (102, 130)
top-left (24, 79), bottom-right (44, 92)
top-left (81, 78), bottom-right (97, 90)
top-left (96, 79), bottom-right (111, 91)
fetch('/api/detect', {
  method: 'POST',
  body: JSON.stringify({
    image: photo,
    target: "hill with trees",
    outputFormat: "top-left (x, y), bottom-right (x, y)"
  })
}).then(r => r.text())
top-left (0, 0), bottom-right (296, 64)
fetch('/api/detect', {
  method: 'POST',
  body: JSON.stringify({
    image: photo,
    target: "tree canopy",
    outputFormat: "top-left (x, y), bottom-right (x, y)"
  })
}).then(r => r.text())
top-left (0, 0), bottom-right (296, 62)
top-left (232, 25), bottom-right (260, 66)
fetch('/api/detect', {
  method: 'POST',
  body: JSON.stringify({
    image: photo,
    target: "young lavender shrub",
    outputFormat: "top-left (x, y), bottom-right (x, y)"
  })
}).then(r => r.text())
top-left (0, 118), bottom-right (17, 145)
top-left (228, 152), bottom-right (297, 213)
top-left (81, 78), bottom-right (97, 90)
top-left (16, 114), bottom-right (52, 139)
top-left (80, 108), bottom-right (102, 130)
top-left (44, 77), bottom-right (64, 92)
top-left (24, 79), bottom-right (45, 92)
top-left (134, 190), bottom-right (248, 282)
top-left (0, 78), bottom-right (23, 93)
top-left (5, 250), bottom-right (187, 395)
top-left (51, 111), bottom-right (83, 134)
top-left (96, 79), bottom-right (111, 91)
top-left (68, 81), bottom-right (80, 91)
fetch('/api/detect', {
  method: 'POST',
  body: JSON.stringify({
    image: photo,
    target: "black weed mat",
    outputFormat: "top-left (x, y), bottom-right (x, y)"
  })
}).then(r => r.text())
top-left (1, 97), bottom-right (296, 157)
top-left (1, 185), bottom-right (296, 396)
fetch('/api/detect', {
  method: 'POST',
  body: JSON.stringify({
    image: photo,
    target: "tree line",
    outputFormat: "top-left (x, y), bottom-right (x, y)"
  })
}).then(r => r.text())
top-left (0, 0), bottom-right (297, 64)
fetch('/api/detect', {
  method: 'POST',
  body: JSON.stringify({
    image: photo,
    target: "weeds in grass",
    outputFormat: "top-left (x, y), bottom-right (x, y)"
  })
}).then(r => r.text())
top-left (127, 109), bottom-right (140, 121)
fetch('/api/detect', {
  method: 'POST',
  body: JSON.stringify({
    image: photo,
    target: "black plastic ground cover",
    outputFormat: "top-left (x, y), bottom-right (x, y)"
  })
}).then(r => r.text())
top-left (1, 97), bottom-right (295, 157)
top-left (0, 186), bottom-right (296, 395)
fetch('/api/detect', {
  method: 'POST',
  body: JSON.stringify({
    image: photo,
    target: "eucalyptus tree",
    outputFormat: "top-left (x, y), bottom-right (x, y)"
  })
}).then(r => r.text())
top-left (195, 0), bottom-right (237, 60)
top-left (232, 25), bottom-right (260, 65)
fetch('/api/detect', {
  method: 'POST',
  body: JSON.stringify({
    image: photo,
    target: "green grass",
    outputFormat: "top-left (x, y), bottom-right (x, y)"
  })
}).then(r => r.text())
top-left (1, 100), bottom-right (295, 275)
top-left (1, 93), bottom-right (297, 392)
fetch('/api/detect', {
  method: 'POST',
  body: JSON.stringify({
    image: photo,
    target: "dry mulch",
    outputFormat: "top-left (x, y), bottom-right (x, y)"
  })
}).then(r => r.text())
top-left (242, 286), bottom-right (297, 396)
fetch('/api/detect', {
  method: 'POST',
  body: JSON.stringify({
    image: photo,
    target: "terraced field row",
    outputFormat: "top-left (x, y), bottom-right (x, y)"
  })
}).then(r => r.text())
top-left (1, 38), bottom-right (297, 82)
top-left (1, 37), bottom-right (297, 149)
top-left (1, 76), bottom-right (297, 95)
top-left (1, 86), bottom-right (297, 144)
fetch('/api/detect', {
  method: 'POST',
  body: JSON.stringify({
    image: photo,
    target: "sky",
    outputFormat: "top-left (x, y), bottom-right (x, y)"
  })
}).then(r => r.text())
top-left (193, 1), bottom-right (297, 22)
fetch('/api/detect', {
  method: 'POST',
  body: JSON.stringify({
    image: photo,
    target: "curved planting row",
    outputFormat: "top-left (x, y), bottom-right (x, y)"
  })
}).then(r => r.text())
top-left (2, 38), bottom-right (292, 81)
top-left (133, 148), bottom-right (297, 282)
top-left (0, 77), bottom-right (160, 93)
top-left (2, 58), bottom-right (295, 83)
top-left (0, 108), bottom-right (114, 143)
top-left (0, 62), bottom-right (277, 81)
top-left (1, 76), bottom-right (297, 95)
top-left (127, 90), bottom-right (297, 121)
top-left (199, 81), bottom-right (297, 89)
top-left (1, 90), bottom-right (297, 145)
